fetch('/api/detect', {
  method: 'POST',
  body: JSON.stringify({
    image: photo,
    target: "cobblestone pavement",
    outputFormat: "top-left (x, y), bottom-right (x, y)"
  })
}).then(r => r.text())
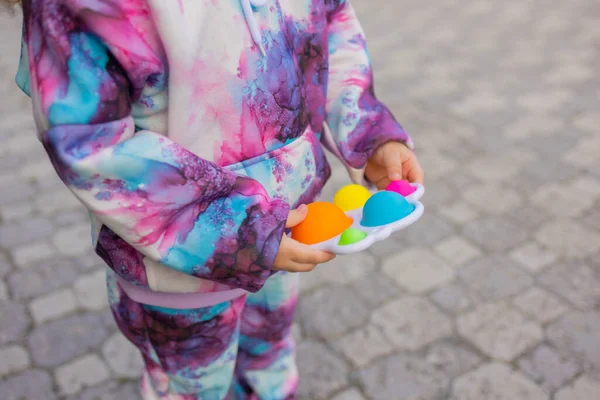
top-left (2, 0), bottom-right (600, 399)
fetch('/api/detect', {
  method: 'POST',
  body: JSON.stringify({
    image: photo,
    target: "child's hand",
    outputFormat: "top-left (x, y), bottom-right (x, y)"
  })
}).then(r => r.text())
top-left (274, 205), bottom-right (336, 272)
top-left (365, 141), bottom-right (424, 190)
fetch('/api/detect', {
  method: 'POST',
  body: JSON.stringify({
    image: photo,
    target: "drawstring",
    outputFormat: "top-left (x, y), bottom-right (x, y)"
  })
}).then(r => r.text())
top-left (241, 0), bottom-right (267, 56)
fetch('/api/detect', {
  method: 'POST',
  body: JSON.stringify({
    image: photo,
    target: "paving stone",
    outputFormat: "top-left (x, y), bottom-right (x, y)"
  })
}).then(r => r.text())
top-left (358, 353), bottom-right (450, 400)
top-left (459, 255), bottom-right (533, 301)
top-left (299, 286), bottom-right (370, 338)
top-left (371, 296), bottom-right (452, 350)
top-left (403, 212), bottom-right (455, 246)
top-left (53, 224), bottom-right (93, 257)
top-left (535, 218), bottom-right (600, 258)
top-left (8, 258), bottom-right (80, 300)
top-left (451, 363), bottom-right (546, 400)
top-left (418, 151), bottom-right (459, 180)
top-left (30, 288), bottom-right (78, 324)
top-left (0, 280), bottom-right (7, 301)
top-left (0, 201), bottom-right (35, 222)
top-left (0, 253), bottom-right (12, 277)
top-left (438, 200), bottom-right (480, 224)
top-left (462, 184), bottom-right (522, 214)
top-left (425, 340), bottom-right (482, 378)
top-left (365, 235), bottom-right (411, 258)
top-left (547, 311), bottom-right (600, 370)
top-left (518, 345), bottom-right (581, 392)
top-left (299, 266), bottom-right (329, 294)
top-left (555, 374), bottom-right (600, 400)
top-left (457, 302), bottom-right (543, 361)
top-left (383, 248), bottom-right (455, 293)
top-left (0, 369), bottom-right (57, 400)
top-left (28, 314), bottom-right (109, 367)
top-left (531, 183), bottom-right (594, 217)
top-left (0, 181), bottom-right (35, 207)
top-left (55, 354), bottom-right (111, 395)
top-left (329, 388), bottom-right (366, 400)
top-left (510, 242), bottom-right (558, 273)
top-left (101, 333), bottom-right (143, 379)
top-left (292, 323), bottom-right (303, 343)
top-left (463, 216), bottom-right (528, 252)
top-left (350, 273), bottom-right (402, 308)
top-left (74, 270), bottom-right (108, 310)
top-left (508, 206), bottom-right (548, 230)
top-left (68, 382), bottom-right (142, 400)
top-left (0, 217), bottom-right (53, 248)
top-left (34, 186), bottom-right (81, 214)
top-left (11, 240), bottom-right (57, 268)
top-left (297, 341), bottom-right (348, 400)
top-left (513, 287), bottom-right (570, 324)
top-left (420, 179), bottom-right (455, 208)
top-left (334, 325), bottom-right (393, 367)
top-left (430, 284), bottom-right (473, 315)
top-left (319, 252), bottom-right (377, 285)
top-left (466, 152), bottom-right (532, 182)
top-left (54, 209), bottom-right (89, 228)
top-left (539, 263), bottom-right (600, 308)
top-left (434, 235), bottom-right (481, 267)
top-left (0, 345), bottom-right (30, 377)
top-left (0, 302), bottom-right (30, 346)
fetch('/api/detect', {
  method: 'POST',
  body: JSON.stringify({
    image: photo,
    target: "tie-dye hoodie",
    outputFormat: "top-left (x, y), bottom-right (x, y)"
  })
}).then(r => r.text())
top-left (16, 0), bottom-right (412, 301)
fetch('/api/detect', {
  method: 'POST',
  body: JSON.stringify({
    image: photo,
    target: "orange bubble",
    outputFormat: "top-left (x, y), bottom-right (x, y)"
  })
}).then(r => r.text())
top-left (291, 202), bottom-right (353, 245)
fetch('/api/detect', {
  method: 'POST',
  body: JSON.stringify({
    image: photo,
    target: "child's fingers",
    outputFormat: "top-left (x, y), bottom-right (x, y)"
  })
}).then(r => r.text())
top-left (287, 240), bottom-right (336, 264)
top-left (405, 160), bottom-right (425, 184)
top-left (285, 204), bottom-right (308, 228)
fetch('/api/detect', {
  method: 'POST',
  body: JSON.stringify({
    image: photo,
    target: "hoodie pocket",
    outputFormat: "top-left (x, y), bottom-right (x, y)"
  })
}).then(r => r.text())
top-left (224, 125), bottom-right (331, 207)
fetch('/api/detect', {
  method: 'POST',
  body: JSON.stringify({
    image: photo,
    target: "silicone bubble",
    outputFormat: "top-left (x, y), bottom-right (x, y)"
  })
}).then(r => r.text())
top-left (361, 191), bottom-right (416, 227)
top-left (338, 227), bottom-right (368, 246)
top-left (386, 180), bottom-right (416, 197)
top-left (291, 202), bottom-right (353, 245)
top-left (334, 184), bottom-right (372, 212)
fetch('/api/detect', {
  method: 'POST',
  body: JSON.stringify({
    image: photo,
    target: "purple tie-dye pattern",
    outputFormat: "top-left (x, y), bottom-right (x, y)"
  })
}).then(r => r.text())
top-left (19, 0), bottom-right (412, 398)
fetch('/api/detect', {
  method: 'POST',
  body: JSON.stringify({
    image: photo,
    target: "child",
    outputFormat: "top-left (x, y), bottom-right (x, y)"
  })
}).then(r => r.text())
top-left (13, 0), bottom-right (423, 398)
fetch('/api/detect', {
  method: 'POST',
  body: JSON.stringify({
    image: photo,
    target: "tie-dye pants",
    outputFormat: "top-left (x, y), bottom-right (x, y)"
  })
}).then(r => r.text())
top-left (107, 269), bottom-right (299, 400)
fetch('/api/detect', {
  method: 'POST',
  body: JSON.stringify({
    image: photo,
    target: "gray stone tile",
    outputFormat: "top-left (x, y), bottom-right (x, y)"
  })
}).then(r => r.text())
top-left (451, 363), bottom-right (546, 400)
top-left (299, 286), bottom-right (370, 339)
top-left (371, 296), bottom-right (452, 351)
top-left (431, 284), bottom-right (474, 315)
top-left (68, 382), bottom-right (142, 400)
top-left (101, 333), bottom-right (143, 379)
top-left (463, 216), bottom-right (528, 252)
top-left (28, 314), bottom-right (109, 367)
top-left (357, 353), bottom-right (450, 400)
top-left (297, 341), bottom-right (348, 400)
top-left (424, 340), bottom-right (482, 378)
top-left (459, 255), bottom-right (533, 301)
top-left (383, 248), bottom-right (455, 293)
top-left (555, 374), bottom-right (600, 400)
top-left (350, 273), bottom-right (402, 308)
top-left (539, 262), bottom-right (600, 308)
top-left (0, 369), bottom-right (57, 400)
top-left (403, 212), bottom-right (455, 246)
top-left (0, 345), bottom-right (30, 377)
top-left (8, 258), bottom-right (80, 300)
top-left (547, 311), bottom-right (600, 370)
top-left (457, 302), bottom-right (543, 361)
top-left (535, 218), bottom-right (600, 258)
top-left (512, 287), bottom-right (570, 324)
top-left (55, 354), bottom-right (111, 395)
top-left (518, 345), bottom-right (581, 392)
top-left (0, 302), bottom-right (30, 346)
top-left (0, 217), bottom-right (54, 249)
top-left (334, 325), bottom-right (393, 368)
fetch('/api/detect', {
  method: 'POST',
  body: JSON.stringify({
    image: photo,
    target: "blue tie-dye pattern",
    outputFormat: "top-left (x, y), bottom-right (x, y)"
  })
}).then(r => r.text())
top-left (48, 33), bottom-right (107, 126)
top-left (163, 196), bottom-right (252, 275)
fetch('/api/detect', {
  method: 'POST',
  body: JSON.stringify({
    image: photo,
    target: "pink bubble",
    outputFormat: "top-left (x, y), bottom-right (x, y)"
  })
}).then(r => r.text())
top-left (386, 180), bottom-right (416, 197)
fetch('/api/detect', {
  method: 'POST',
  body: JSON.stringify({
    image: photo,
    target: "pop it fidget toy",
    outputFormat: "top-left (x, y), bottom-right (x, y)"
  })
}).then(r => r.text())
top-left (290, 181), bottom-right (424, 255)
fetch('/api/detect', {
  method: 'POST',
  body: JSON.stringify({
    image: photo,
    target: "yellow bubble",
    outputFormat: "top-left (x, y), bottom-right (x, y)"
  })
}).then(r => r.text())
top-left (334, 184), bottom-right (372, 212)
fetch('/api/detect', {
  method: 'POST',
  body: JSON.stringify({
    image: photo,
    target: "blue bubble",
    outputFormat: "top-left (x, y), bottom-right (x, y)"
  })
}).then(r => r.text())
top-left (360, 191), bottom-right (415, 227)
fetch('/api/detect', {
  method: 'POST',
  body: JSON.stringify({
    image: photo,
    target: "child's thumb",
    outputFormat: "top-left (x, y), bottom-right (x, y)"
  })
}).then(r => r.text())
top-left (286, 204), bottom-right (308, 228)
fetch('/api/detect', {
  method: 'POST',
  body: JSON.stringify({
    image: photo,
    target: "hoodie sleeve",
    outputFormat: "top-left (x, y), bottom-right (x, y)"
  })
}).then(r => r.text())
top-left (17, 1), bottom-right (289, 292)
top-left (323, 0), bottom-right (413, 184)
